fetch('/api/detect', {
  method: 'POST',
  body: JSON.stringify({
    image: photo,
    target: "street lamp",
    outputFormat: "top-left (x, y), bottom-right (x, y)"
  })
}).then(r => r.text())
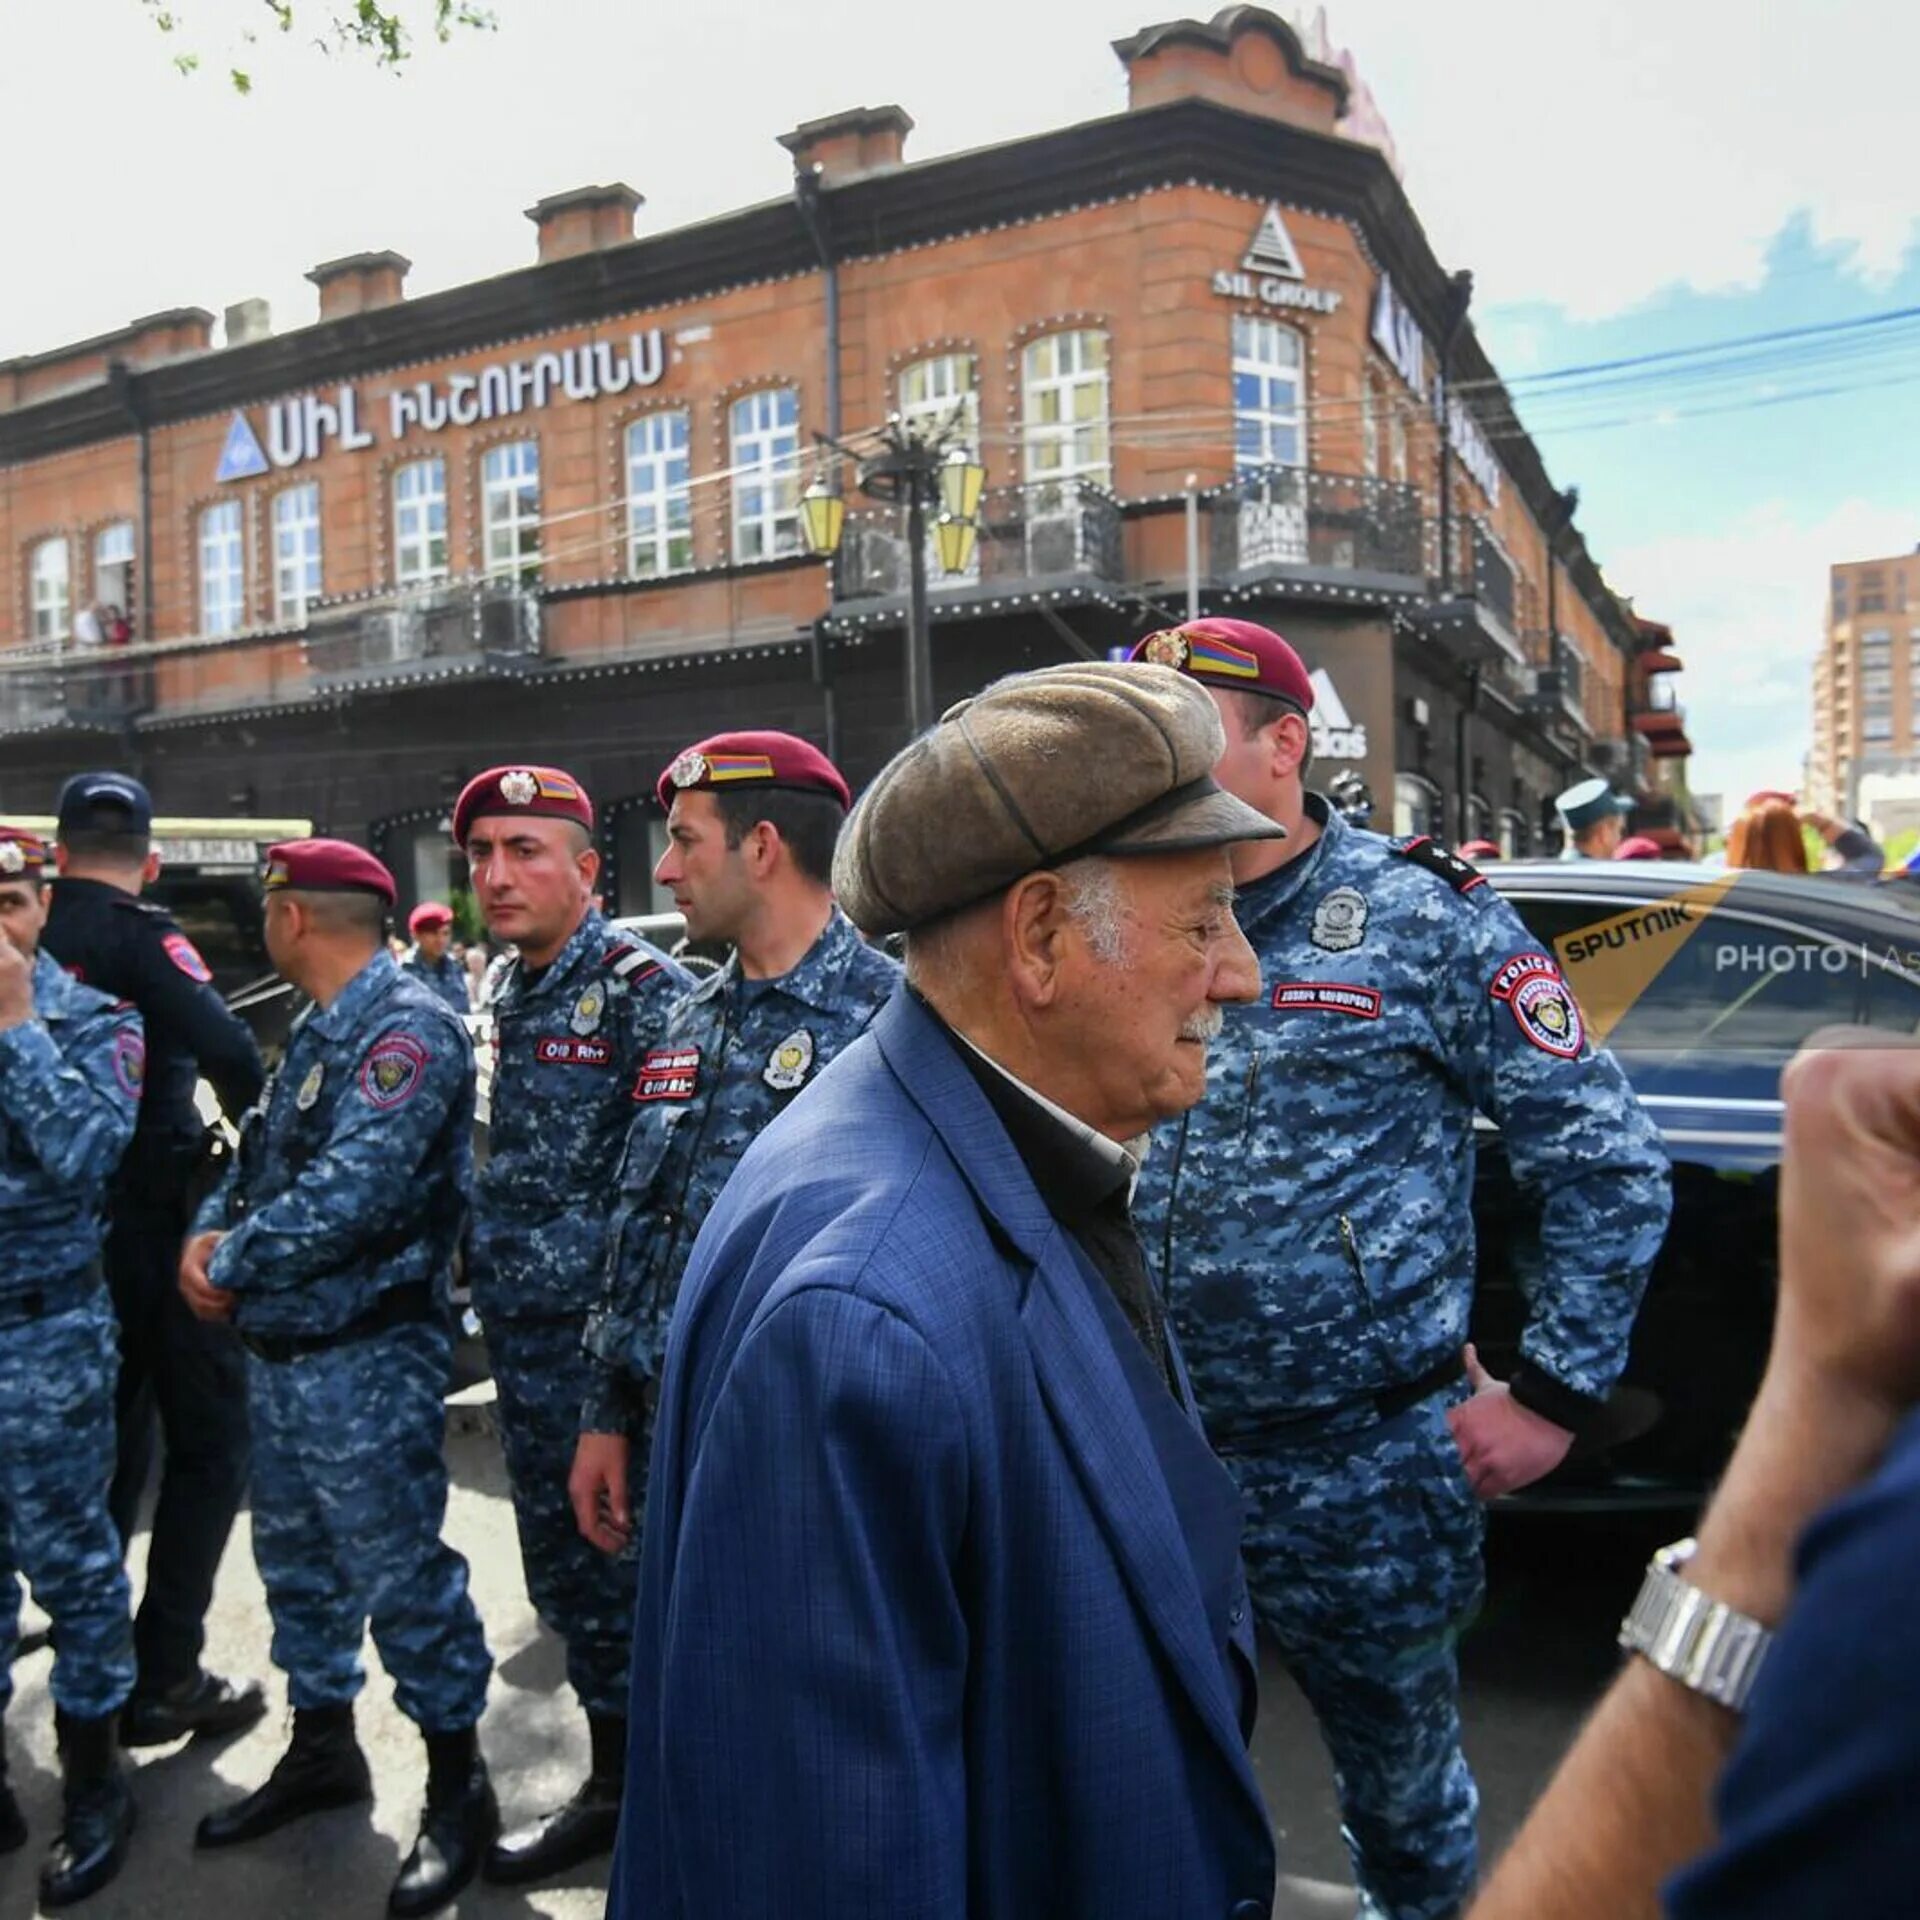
top-left (799, 418), bottom-right (987, 738)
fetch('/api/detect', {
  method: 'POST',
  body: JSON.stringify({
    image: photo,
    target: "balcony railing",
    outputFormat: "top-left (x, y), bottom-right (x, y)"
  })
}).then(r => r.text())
top-left (1209, 466), bottom-right (1424, 582)
top-left (834, 481), bottom-right (1122, 602)
top-left (305, 578), bottom-right (541, 682)
top-left (1527, 633), bottom-right (1588, 730)
top-left (0, 642), bottom-right (154, 734)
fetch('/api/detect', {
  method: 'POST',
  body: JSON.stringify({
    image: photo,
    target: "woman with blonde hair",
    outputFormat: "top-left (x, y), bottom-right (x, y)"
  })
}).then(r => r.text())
top-left (1726, 797), bottom-right (1810, 873)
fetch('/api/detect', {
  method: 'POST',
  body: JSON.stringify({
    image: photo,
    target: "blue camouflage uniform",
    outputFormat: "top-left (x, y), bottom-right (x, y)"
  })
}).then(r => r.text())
top-left (1134, 794), bottom-right (1672, 1920)
top-left (467, 910), bottom-right (687, 1719)
top-left (582, 906), bottom-right (900, 1438)
top-left (194, 950), bottom-right (490, 1733)
top-left (0, 951), bottom-right (141, 1726)
top-left (403, 946), bottom-right (472, 1015)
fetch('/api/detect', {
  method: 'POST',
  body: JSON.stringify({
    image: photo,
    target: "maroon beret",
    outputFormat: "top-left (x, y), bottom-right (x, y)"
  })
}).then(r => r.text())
top-left (1615, 835), bottom-right (1664, 862)
top-left (1130, 617), bottom-right (1315, 713)
top-left (408, 901), bottom-right (454, 934)
top-left (656, 730), bottom-right (852, 812)
top-left (1458, 839), bottom-right (1502, 861)
top-left (264, 838), bottom-right (397, 906)
top-left (0, 826), bottom-right (50, 880)
top-left (452, 764), bottom-right (595, 846)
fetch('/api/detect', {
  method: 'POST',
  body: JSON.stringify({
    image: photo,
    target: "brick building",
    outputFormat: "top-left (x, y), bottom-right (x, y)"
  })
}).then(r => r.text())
top-left (1809, 546), bottom-right (1920, 818)
top-left (0, 5), bottom-right (1688, 912)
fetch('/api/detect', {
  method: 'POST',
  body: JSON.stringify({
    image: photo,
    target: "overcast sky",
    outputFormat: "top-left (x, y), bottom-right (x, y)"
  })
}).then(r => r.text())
top-left (6, 0), bottom-right (1917, 808)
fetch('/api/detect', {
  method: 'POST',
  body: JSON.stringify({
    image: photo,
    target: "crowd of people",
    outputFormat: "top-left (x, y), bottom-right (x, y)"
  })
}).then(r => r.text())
top-left (1, 618), bottom-right (1916, 1919)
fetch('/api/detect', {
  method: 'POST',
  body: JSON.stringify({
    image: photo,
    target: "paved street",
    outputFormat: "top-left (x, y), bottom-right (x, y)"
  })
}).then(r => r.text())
top-left (2, 1397), bottom-right (1679, 1920)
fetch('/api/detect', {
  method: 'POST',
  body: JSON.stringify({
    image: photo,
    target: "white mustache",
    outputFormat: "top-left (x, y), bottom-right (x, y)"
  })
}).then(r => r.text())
top-left (1179, 1006), bottom-right (1224, 1043)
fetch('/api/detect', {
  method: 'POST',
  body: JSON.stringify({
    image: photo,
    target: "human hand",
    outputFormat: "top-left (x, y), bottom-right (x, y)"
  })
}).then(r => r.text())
top-left (1446, 1345), bottom-right (1574, 1499)
top-left (178, 1230), bottom-right (236, 1323)
top-left (570, 1431), bottom-right (633, 1555)
top-left (0, 937), bottom-right (33, 1031)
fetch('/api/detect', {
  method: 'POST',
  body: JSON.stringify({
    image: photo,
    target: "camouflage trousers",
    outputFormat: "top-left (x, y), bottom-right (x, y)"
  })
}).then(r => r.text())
top-left (1226, 1389), bottom-right (1483, 1920)
top-left (0, 1293), bottom-right (135, 1722)
top-left (246, 1317), bottom-right (492, 1732)
top-left (488, 1314), bottom-right (640, 1720)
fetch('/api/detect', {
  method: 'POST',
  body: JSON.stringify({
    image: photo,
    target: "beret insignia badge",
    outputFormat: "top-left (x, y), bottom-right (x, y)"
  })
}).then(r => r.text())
top-left (0, 842), bottom-right (23, 875)
top-left (668, 749), bottom-right (709, 790)
top-left (1140, 630), bottom-right (1191, 669)
top-left (500, 769), bottom-right (539, 807)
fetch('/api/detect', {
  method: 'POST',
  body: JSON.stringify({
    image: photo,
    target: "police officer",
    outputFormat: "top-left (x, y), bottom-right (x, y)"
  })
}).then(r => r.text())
top-left (182, 839), bottom-right (494, 1918)
top-left (402, 902), bottom-right (471, 1013)
top-left (0, 826), bottom-right (142, 1908)
top-left (1555, 777), bottom-right (1632, 860)
top-left (570, 732), bottom-right (899, 1556)
top-left (454, 765), bottom-right (689, 1887)
top-left (40, 771), bottom-right (267, 1746)
top-left (1128, 619), bottom-right (1673, 1920)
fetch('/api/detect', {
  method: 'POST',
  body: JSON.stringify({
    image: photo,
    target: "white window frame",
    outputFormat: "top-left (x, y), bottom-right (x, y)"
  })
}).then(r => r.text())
top-left (1393, 772), bottom-right (1441, 838)
top-left (30, 536), bottom-right (70, 647)
top-left (625, 411), bottom-right (694, 578)
top-left (1360, 374), bottom-right (1379, 478)
top-left (93, 520), bottom-right (135, 599)
top-left (483, 441), bottom-right (542, 582)
top-left (1232, 315), bottom-right (1306, 477)
top-left (393, 459), bottom-right (450, 588)
top-left (198, 502), bottom-right (245, 639)
top-left (1864, 714), bottom-right (1894, 742)
top-left (271, 483), bottom-right (323, 624)
top-left (729, 388), bottom-right (801, 564)
top-left (899, 352), bottom-right (980, 449)
top-left (1021, 330), bottom-right (1110, 502)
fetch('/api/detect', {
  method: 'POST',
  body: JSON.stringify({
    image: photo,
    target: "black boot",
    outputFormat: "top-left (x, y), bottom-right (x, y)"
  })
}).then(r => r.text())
top-left (38, 1711), bottom-right (135, 1909)
top-left (194, 1703), bottom-right (372, 1849)
top-left (389, 1728), bottom-right (498, 1918)
top-left (0, 1741), bottom-right (25, 1855)
top-left (482, 1711), bottom-right (624, 1885)
top-left (122, 1669), bottom-right (268, 1748)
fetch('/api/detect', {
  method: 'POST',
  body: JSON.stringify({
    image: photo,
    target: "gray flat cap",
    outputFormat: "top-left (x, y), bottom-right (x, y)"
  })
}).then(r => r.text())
top-left (833, 661), bottom-right (1287, 936)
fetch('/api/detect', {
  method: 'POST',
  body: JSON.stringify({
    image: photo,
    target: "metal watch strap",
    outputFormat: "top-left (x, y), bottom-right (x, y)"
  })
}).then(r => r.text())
top-left (1618, 1537), bottom-right (1773, 1713)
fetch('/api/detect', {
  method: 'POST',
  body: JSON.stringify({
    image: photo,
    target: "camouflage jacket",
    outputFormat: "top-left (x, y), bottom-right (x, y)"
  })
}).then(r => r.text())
top-left (581, 907), bottom-right (900, 1429)
top-left (468, 909), bottom-right (688, 1323)
top-left (195, 951), bottom-right (473, 1337)
top-left (401, 947), bottom-right (472, 1014)
top-left (1134, 795), bottom-right (1673, 1440)
top-left (0, 949), bottom-right (143, 1296)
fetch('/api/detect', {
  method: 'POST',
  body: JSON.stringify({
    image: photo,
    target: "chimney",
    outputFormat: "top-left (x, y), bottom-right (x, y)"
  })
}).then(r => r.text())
top-left (307, 250), bottom-right (411, 322)
top-left (1112, 7), bottom-right (1347, 133)
top-left (777, 105), bottom-right (913, 184)
top-left (224, 298), bottom-right (273, 347)
top-left (524, 184), bottom-right (643, 264)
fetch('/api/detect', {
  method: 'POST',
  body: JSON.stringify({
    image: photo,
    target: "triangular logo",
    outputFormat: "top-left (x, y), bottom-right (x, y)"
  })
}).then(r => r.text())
top-left (215, 411), bottom-right (269, 484)
top-left (1309, 668), bottom-right (1352, 729)
top-left (1551, 874), bottom-right (1740, 1047)
top-left (1242, 202), bottom-right (1305, 280)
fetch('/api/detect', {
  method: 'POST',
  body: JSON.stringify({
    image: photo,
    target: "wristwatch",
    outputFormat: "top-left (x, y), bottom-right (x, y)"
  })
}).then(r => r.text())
top-left (1618, 1537), bottom-right (1774, 1712)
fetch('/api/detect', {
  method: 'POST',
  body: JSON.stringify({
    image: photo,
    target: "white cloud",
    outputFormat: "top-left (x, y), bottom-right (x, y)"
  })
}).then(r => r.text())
top-left (1605, 500), bottom-right (1918, 803)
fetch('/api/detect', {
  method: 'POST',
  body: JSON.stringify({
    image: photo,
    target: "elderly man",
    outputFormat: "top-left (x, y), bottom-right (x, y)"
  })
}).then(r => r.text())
top-left (612, 664), bottom-right (1281, 1920)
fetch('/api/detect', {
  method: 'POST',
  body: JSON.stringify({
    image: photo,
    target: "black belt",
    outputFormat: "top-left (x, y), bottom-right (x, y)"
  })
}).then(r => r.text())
top-left (239, 1283), bottom-right (439, 1364)
top-left (0, 1263), bottom-right (105, 1333)
top-left (1213, 1353), bottom-right (1466, 1454)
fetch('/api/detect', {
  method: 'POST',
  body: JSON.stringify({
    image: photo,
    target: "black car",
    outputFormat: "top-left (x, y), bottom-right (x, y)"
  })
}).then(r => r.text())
top-left (1469, 860), bottom-right (1920, 1510)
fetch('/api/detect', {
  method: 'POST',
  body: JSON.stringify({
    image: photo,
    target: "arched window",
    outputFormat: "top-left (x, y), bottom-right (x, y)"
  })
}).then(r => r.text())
top-left (729, 390), bottom-right (800, 563)
top-left (393, 459), bottom-right (450, 587)
top-left (1231, 316), bottom-right (1305, 474)
top-left (30, 537), bottom-right (70, 646)
top-left (1394, 772), bottom-right (1441, 839)
top-left (625, 413), bottom-right (693, 577)
top-left (1021, 331), bottom-right (1110, 502)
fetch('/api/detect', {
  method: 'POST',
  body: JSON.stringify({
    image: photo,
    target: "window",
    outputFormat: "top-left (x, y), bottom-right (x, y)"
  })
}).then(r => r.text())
top-left (272, 484), bottom-right (322, 623)
top-left (393, 459), bottom-right (449, 587)
top-left (1360, 375), bottom-right (1379, 477)
top-left (1864, 714), bottom-right (1894, 741)
top-left (30, 537), bottom-right (70, 646)
top-left (198, 502), bottom-right (245, 637)
top-left (899, 352), bottom-right (980, 448)
top-left (1021, 331), bottom-right (1110, 501)
top-left (1394, 773), bottom-right (1441, 838)
top-left (1388, 399), bottom-right (1409, 485)
top-left (625, 413), bottom-right (693, 577)
top-left (1864, 668), bottom-right (1893, 698)
top-left (482, 441), bottom-right (541, 581)
top-left (729, 388), bottom-right (800, 563)
top-left (1232, 316), bottom-right (1305, 474)
top-left (93, 521), bottom-right (135, 623)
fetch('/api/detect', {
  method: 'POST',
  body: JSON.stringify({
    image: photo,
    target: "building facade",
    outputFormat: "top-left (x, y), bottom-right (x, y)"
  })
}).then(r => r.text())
top-left (1810, 546), bottom-right (1920, 818)
top-left (0, 5), bottom-right (1687, 913)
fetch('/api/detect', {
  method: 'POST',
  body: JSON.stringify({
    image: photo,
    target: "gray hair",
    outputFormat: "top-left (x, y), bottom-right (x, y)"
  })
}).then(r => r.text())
top-left (901, 855), bottom-right (1132, 996)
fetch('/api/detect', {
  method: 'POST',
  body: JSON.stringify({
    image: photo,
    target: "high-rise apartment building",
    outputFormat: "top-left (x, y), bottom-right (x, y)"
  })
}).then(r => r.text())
top-left (1811, 548), bottom-right (1920, 816)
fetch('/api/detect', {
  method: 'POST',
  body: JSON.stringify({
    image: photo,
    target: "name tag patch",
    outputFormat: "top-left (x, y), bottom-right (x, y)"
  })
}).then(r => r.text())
top-left (1490, 952), bottom-right (1584, 1059)
top-left (634, 1046), bottom-right (700, 1103)
top-left (1271, 981), bottom-right (1382, 1019)
top-left (535, 1036), bottom-right (612, 1068)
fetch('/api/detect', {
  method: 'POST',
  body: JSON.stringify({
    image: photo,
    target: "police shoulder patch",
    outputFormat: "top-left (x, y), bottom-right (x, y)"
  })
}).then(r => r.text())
top-left (162, 931), bottom-right (214, 982)
top-left (1391, 835), bottom-right (1487, 896)
top-left (359, 1030), bottom-right (431, 1108)
top-left (1489, 951), bottom-right (1585, 1059)
top-left (113, 1027), bottom-right (146, 1097)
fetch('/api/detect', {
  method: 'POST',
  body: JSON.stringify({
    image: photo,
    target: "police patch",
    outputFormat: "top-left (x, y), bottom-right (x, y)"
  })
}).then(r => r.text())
top-left (1271, 981), bottom-right (1382, 1019)
top-left (635, 1046), bottom-right (700, 1102)
top-left (295, 1061), bottom-right (325, 1110)
top-left (163, 932), bottom-right (214, 983)
top-left (763, 1027), bottom-right (815, 1092)
top-left (1310, 886), bottom-right (1368, 953)
top-left (571, 980), bottom-right (606, 1036)
top-left (113, 1028), bottom-right (146, 1096)
top-left (536, 1036), bottom-right (612, 1068)
top-left (1489, 953), bottom-right (1585, 1059)
top-left (359, 1032), bottom-right (429, 1107)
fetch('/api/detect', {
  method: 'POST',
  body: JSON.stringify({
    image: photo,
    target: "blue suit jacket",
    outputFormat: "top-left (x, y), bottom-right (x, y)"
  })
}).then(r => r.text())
top-left (612, 986), bottom-right (1276, 1920)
